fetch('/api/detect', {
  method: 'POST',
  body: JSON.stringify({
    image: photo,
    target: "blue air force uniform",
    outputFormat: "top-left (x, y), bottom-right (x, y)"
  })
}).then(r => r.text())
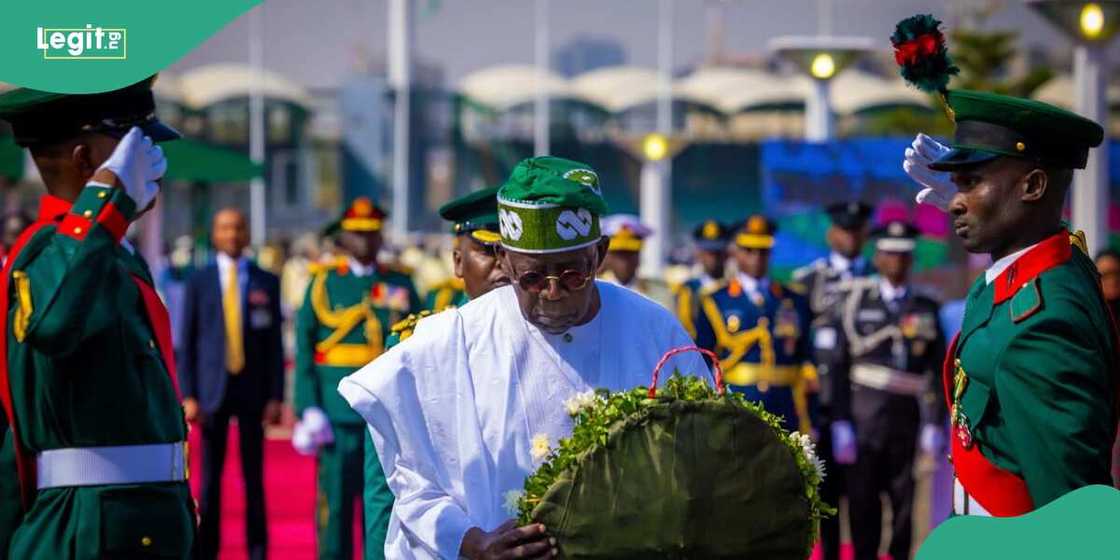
top-left (693, 216), bottom-right (815, 433)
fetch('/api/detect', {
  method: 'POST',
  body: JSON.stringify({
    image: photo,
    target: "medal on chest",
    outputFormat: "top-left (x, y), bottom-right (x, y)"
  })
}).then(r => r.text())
top-left (951, 358), bottom-right (973, 449)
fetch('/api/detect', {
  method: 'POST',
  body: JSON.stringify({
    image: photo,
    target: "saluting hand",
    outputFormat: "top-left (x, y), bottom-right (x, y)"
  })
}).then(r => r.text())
top-left (902, 133), bottom-right (954, 212)
top-left (461, 520), bottom-right (557, 560)
top-left (94, 126), bottom-right (167, 213)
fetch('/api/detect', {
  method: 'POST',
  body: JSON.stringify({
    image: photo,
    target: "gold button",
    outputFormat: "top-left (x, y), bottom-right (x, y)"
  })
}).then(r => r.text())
top-left (140, 536), bottom-right (152, 547)
top-left (97, 191), bottom-right (108, 199)
top-left (1015, 141), bottom-right (1026, 152)
top-left (82, 210), bottom-right (93, 218)
top-left (73, 227), bottom-right (83, 235)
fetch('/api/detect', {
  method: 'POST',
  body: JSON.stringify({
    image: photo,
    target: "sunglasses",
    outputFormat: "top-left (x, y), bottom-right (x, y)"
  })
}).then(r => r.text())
top-left (516, 269), bottom-right (593, 293)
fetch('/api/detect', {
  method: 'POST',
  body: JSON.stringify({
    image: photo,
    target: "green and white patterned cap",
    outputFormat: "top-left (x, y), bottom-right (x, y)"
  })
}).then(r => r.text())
top-left (497, 156), bottom-right (609, 254)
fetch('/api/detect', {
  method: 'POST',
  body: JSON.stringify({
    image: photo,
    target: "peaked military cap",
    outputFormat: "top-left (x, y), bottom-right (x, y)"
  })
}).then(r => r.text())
top-left (826, 201), bottom-right (873, 230)
top-left (323, 197), bottom-right (386, 236)
top-left (439, 186), bottom-right (500, 245)
top-left (734, 214), bottom-right (776, 250)
top-left (692, 220), bottom-right (731, 252)
top-left (602, 214), bottom-right (652, 252)
top-left (871, 220), bottom-right (920, 253)
top-left (0, 76), bottom-right (180, 147)
top-left (929, 90), bottom-right (1104, 171)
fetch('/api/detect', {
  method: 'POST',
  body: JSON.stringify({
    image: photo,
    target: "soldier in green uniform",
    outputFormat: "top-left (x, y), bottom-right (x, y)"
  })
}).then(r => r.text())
top-left (363, 187), bottom-right (508, 558)
top-left (421, 190), bottom-right (506, 314)
top-left (904, 90), bottom-right (1119, 516)
top-left (0, 79), bottom-right (195, 558)
top-left (292, 197), bottom-right (422, 559)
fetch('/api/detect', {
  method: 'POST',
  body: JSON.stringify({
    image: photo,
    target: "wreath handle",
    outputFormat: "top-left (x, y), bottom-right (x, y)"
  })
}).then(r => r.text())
top-left (648, 345), bottom-right (725, 398)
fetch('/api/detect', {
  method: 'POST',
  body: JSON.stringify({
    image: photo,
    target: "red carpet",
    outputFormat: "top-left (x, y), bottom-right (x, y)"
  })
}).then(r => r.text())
top-left (188, 424), bottom-right (876, 560)
top-left (188, 423), bottom-right (364, 560)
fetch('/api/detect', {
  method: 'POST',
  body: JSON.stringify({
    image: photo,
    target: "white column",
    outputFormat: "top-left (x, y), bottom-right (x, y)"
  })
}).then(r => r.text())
top-left (389, 0), bottom-right (414, 237)
top-left (533, 0), bottom-right (550, 156)
top-left (640, 160), bottom-right (670, 276)
top-left (805, 77), bottom-right (833, 142)
top-left (1073, 44), bottom-right (1109, 255)
top-left (248, 6), bottom-right (266, 246)
top-left (641, 0), bottom-right (674, 277)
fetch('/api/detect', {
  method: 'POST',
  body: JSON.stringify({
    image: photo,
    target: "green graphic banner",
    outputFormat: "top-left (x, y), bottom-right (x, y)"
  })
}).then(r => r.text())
top-left (919, 485), bottom-right (1120, 559)
top-left (0, 0), bottom-right (259, 93)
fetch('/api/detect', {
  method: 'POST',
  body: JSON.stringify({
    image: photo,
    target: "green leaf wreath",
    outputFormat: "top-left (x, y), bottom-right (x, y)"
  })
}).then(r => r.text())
top-left (513, 372), bottom-right (835, 558)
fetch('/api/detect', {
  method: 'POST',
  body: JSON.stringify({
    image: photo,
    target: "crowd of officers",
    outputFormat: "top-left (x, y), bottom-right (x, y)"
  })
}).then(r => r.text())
top-left (0, 76), bottom-right (948, 560)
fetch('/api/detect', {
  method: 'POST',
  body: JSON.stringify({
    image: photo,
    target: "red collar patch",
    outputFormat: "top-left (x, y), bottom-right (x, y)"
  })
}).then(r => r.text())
top-left (992, 231), bottom-right (1071, 305)
top-left (37, 194), bottom-right (72, 222)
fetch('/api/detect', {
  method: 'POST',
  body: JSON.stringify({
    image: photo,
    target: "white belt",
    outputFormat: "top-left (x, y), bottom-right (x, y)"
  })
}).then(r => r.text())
top-left (952, 478), bottom-right (992, 516)
top-left (37, 442), bottom-right (187, 490)
top-left (851, 363), bottom-right (927, 397)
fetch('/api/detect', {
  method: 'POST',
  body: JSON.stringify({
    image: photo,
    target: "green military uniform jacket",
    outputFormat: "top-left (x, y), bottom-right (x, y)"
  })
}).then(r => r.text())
top-left (2, 189), bottom-right (193, 558)
top-left (294, 259), bottom-right (421, 424)
top-left (425, 279), bottom-right (468, 314)
top-left (949, 231), bottom-right (1118, 515)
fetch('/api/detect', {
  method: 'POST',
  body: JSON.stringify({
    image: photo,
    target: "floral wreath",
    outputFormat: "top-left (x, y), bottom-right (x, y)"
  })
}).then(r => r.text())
top-left (510, 346), bottom-right (834, 558)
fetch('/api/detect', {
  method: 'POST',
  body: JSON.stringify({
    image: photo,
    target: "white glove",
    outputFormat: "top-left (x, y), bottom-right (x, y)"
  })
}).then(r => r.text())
top-left (920, 423), bottom-right (946, 455)
top-left (95, 126), bottom-right (166, 211)
top-left (902, 133), bottom-right (954, 212)
top-left (302, 407), bottom-right (334, 447)
top-left (831, 420), bottom-right (858, 465)
top-left (291, 422), bottom-right (318, 456)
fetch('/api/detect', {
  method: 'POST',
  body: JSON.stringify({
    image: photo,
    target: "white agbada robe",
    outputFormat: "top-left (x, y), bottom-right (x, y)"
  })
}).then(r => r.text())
top-left (339, 281), bottom-right (707, 559)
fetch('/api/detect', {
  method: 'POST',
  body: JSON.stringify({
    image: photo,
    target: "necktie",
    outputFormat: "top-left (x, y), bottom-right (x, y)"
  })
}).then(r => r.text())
top-left (224, 262), bottom-right (245, 374)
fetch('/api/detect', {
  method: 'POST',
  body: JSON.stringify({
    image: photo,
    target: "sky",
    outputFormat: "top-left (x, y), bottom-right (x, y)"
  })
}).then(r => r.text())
top-left (170, 0), bottom-right (1083, 90)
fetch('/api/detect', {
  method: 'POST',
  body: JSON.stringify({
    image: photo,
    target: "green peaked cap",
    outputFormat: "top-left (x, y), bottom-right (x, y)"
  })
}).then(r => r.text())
top-left (439, 185), bottom-right (501, 244)
top-left (497, 156), bottom-right (609, 253)
top-left (931, 89), bottom-right (1104, 171)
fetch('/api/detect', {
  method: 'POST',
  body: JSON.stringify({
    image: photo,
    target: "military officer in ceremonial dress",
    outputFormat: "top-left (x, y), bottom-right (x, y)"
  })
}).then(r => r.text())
top-left (823, 221), bottom-right (946, 560)
top-left (677, 219), bottom-right (731, 340)
top-left (694, 215), bottom-right (814, 433)
top-left (904, 90), bottom-right (1118, 516)
top-left (791, 200), bottom-right (872, 560)
top-left (598, 214), bottom-right (674, 308)
top-left (292, 198), bottom-right (422, 559)
top-left (0, 79), bottom-right (195, 559)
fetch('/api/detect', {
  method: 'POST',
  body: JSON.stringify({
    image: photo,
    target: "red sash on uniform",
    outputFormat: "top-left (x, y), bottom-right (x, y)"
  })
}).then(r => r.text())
top-left (0, 195), bottom-right (71, 509)
top-left (130, 275), bottom-right (181, 399)
top-left (942, 335), bottom-right (1034, 516)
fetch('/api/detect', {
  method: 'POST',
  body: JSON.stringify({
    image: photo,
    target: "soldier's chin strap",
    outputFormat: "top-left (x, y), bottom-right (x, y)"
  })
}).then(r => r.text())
top-left (0, 220), bottom-right (55, 510)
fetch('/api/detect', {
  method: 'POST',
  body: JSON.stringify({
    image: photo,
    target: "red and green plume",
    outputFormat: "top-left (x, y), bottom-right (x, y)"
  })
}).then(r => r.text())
top-left (891, 14), bottom-right (958, 95)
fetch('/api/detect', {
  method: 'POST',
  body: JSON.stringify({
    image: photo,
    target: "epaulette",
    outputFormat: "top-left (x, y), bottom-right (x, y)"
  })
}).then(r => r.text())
top-left (699, 279), bottom-right (726, 296)
top-left (308, 257), bottom-right (348, 276)
top-left (791, 258), bottom-right (825, 282)
top-left (390, 310), bottom-right (434, 343)
top-left (787, 281), bottom-right (807, 295)
top-left (381, 262), bottom-right (415, 277)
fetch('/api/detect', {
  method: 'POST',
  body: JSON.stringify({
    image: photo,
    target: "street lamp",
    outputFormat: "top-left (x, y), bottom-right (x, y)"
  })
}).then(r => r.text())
top-left (1027, 0), bottom-right (1120, 255)
top-left (769, 36), bottom-right (875, 142)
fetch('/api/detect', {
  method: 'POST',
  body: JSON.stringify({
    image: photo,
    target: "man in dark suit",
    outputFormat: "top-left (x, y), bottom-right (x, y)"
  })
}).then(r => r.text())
top-left (179, 207), bottom-right (284, 560)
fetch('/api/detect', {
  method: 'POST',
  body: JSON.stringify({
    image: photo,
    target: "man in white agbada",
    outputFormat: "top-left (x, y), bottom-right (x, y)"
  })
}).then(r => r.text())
top-left (339, 157), bottom-right (707, 560)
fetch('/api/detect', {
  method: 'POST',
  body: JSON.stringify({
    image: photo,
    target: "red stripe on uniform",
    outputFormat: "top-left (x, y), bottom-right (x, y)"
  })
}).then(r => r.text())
top-left (98, 202), bottom-right (130, 242)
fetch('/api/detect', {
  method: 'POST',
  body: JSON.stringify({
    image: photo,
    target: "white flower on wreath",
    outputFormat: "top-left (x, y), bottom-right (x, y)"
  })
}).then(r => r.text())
top-left (503, 489), bottom-right (525, 516)
top-left (794, 432), bottom-right (827, 480)
top-left (564, 390), bottom-right (599, 416)
top-left (531, 433), bottom-right (552, 461)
